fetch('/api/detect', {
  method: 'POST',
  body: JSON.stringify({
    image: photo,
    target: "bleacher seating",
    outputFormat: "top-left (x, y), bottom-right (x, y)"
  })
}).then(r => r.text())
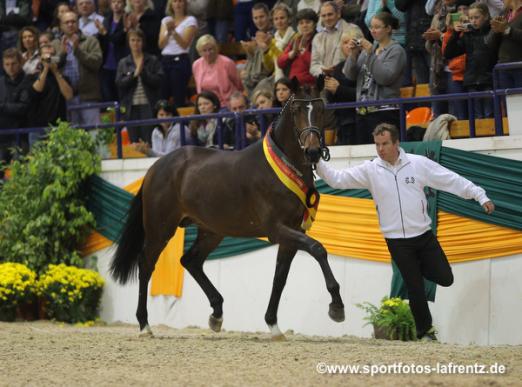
top-left (450, 118), bottom-right (510, 138)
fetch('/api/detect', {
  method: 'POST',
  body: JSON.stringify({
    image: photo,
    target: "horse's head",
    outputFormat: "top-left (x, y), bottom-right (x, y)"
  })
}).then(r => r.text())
top-left (289, 86), bottom-right (329, 164)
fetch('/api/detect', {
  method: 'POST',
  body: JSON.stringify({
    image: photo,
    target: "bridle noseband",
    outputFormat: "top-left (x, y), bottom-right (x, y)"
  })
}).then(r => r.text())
top-left (284, 95), bottom-right (331, 163)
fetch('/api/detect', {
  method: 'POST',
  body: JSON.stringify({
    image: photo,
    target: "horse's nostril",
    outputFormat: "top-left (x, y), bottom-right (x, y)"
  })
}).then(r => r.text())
top-left (306, 148), bottom-right (321, 162)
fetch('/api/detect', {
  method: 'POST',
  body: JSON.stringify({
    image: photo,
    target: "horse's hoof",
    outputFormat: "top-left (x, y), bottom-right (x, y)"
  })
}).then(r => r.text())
top-left (209, 315), bottom-right (223, 332)
top-left (268, 324), bottom-right (285, 341)
top-left (329, 304), bottom-right (345, 322)
top-left (138, 324), bottom-right (154, 338)
top-left (271, 334), bottom-right (286, 342)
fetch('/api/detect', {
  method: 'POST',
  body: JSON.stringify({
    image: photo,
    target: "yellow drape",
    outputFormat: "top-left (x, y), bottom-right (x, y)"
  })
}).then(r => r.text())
top-left (150, 228), bottom-right (185, 297)
top-left (82, 180), bottom-right (522, 298)
top-left (308, 195), bottom-right (391, 262)
top-left (437, 212), bottom-right (522, 262)
top-left (308, 195), bottom-right (522, 263)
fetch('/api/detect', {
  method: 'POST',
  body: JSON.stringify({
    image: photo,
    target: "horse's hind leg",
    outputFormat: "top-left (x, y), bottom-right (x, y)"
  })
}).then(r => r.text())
top-left (180, 228), bottom-right (224, 332)
top-left (270, 224), bottom-right (345, 323)
top-left (265, 245), bottom-right (296, 340)
top-left (137, 214), bottom-right (181, 336)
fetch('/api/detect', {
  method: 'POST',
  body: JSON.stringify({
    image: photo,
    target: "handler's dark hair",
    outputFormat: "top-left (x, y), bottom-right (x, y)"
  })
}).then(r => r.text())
top-left (373, 123), bottom-right (400, 143)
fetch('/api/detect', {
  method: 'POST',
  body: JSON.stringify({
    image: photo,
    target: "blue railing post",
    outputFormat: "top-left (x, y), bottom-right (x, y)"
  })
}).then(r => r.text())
top-left (234, 114), bottom-right (241, 150)
top-left (216, 118), bottom-right (224, 149)
top-left (258, 113), bottom-right (267, 136)
top-left (399, 103), bottom-right (407, 141)
top-left (467, 97), bottom-right (476, 138)
top-left (492, 66), bottom-right (503, 136)
top-left (179, 120), bottom-right (187, 146)
top-left (114, 101), bottom-right (123, 159)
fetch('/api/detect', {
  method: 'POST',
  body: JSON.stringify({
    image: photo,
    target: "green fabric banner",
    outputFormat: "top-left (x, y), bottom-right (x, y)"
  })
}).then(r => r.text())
top-left (438, 146), bottom-right (522, 230)
top-left (86, 175), bottom-right (132, 242)
top-left (86, 143), bottom-right (522, 304)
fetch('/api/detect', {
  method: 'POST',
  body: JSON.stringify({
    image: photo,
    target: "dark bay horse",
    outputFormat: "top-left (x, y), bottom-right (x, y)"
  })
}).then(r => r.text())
top-left (110, 89), bottom-right (345, 339)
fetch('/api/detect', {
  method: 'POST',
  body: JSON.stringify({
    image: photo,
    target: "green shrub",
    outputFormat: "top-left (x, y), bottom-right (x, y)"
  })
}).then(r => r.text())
top-left (0, 121), bottom-right (101, 273)
top-left (0, 262), bottom-right (38, 321)
top-left (37, 264), bottom-right (104, 323)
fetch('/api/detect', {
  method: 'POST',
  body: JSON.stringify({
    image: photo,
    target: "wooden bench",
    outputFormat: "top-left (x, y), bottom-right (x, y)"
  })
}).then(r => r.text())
top-left (450, 118), bottom-right (510, 138)
top-left (177, 106), bottom-right (195, 116)
top-left (400, 83), bottom-right (431, 99)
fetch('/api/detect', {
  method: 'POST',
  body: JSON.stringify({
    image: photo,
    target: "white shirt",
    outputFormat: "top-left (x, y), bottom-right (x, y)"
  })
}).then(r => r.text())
top-left (160, 15), bottom-right (198, 56)
top-left (151, 123), bottom-right (189, 156)
top-left (79, 13), bottom-right (104, 37)
top-left (316, 148), bottom-right (490, 239)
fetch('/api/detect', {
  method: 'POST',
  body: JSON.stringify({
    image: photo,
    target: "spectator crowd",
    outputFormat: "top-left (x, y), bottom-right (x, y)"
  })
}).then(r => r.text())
top-left (0, 0), bottom-right (521, 162)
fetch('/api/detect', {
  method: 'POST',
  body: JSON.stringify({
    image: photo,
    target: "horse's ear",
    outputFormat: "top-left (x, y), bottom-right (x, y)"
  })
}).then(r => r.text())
top-left (290, 76), bottom-right (300, 94)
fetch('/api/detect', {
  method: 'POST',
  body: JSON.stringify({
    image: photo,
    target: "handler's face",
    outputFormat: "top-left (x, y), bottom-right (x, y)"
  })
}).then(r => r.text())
top-left (374, 131), bottom-right (399, 164)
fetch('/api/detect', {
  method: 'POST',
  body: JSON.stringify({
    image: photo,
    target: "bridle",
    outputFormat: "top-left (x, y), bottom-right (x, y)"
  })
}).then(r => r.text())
top-left (281, 94), bottom-right (330, 163)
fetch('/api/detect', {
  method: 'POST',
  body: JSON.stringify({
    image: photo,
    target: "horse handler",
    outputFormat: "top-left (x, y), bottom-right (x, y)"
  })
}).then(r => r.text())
top-left (316, 123), bottom-right (495, 341)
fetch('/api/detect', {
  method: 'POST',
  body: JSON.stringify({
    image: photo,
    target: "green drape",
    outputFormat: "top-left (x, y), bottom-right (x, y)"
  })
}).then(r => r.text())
top-left (438, 146), bottom-right (522, 231)
top-left (86, 143), bottom-right (522, 304)
top-left (86, 175), bottom-right (132, 242)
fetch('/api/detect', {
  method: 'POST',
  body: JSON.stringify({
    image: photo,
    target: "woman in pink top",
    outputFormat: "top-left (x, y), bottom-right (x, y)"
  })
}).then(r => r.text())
top-left (192, 34), bottom-right (243, 108)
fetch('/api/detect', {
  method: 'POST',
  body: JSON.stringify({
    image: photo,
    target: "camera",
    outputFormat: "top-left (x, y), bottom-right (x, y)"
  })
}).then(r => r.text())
top-left (462, 23), bottom-right (473, 30)
top-left (42, 55), bottom-right (60, 64)
top-left (355, 38), bottom-right (362, 46)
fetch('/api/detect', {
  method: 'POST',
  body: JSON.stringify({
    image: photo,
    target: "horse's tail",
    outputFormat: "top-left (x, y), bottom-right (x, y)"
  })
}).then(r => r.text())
top-left (110, 188), bottom-right (144, 284)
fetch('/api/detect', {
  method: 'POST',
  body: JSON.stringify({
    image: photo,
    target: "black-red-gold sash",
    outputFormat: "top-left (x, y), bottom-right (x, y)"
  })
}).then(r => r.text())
top-left (263, 129), bottom-right (319, 230)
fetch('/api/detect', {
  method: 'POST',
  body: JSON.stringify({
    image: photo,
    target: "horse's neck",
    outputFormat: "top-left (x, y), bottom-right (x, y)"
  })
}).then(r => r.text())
top-left (273, 108), bottom-right (314, 185)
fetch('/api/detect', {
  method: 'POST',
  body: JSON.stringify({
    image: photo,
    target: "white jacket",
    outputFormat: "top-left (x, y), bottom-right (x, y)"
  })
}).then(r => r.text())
top-left (316, 148), bottom-right (490, 239)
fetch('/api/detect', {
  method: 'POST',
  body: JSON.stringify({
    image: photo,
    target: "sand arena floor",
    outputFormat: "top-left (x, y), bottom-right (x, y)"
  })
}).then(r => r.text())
top-left (1, 321), bottom-right (521, 386)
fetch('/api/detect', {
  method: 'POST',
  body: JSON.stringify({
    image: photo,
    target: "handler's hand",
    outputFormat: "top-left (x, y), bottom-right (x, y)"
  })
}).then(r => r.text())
top-left (483, 200), bottom-right (495, 214)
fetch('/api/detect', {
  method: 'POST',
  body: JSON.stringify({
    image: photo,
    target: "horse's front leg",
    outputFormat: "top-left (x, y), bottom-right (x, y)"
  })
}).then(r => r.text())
top-left (265, 245), bottom-right (297, 340)
top-left (270, 224), bottom-right (345, 324)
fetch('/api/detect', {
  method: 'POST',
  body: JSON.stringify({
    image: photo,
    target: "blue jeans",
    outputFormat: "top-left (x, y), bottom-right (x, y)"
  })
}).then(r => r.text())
top-left (208, 19), bottom-right (229, 44)
top-left (67, 96), bottom-right (101, 128)
top-left (233, 2), bottom-right (256, 41)
top-left (467, 86), bottom-right (493, 119)
top-left (161, 54), bottom-right (191, 107)
top-left (403, 49), bottom-right (431, 86)
top-left (446, 73), bottom-right (467, 120)
top-left (100, 68), bottom-right (118, 102)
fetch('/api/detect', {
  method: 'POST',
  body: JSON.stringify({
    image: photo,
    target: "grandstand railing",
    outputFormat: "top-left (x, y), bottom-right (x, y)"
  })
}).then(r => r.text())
top-left (2, 62), bottom-right (522, 159)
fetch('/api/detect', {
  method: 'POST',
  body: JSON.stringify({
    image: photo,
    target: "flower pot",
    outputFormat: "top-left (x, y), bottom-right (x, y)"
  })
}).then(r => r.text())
top-left (0, 305), bottom-right (17, 322)
top-left (16, 299), bottom-right (39, 321)
top-left (373, 324), bottom-right (400, 340)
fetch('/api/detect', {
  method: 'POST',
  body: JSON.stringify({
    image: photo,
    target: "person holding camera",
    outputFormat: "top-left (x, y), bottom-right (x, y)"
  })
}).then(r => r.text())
top-left (423, 0), bottom-right (472, 118)
top-left (444, 2), bottom-right (497, 118)
top-left (29, 43), bottom-right (73, 136)
top-left (486, 0), bottom-right (522, 89)
top-left (343, 11), bottom-right (406, 144)
top-left (440, 2), bottom-right (471, 119)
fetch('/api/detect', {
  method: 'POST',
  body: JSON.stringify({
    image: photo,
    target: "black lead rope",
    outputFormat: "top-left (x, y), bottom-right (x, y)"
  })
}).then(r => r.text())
top-left (321, 146), bottom-right (331, 162)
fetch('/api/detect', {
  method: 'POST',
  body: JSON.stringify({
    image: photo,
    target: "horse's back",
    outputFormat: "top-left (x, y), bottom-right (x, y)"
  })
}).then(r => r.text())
top-left (142, 144), bottom-right (275, 234)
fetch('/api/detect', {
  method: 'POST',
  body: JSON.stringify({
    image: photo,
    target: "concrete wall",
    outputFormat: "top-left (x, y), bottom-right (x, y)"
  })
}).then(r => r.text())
top-left (96, 135), bottom-right (522, 345)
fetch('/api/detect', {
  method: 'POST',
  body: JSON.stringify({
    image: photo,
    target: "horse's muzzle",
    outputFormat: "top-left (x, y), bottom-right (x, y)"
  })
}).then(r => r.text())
top-left (305, 147), bottom-right (321, 164)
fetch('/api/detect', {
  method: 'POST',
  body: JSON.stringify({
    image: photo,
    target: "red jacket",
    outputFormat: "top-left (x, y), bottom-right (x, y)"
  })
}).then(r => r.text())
top-left (277, 37), bottom-right (315, 86)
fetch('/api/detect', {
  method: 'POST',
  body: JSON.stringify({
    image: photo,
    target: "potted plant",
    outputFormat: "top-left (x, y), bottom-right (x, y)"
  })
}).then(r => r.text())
top-left (356, 297), bottom-right (416, 341)
top-left (0, 262), bottom-right (38, 321)
top-left (37, 264), bottom-right (105, 323)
